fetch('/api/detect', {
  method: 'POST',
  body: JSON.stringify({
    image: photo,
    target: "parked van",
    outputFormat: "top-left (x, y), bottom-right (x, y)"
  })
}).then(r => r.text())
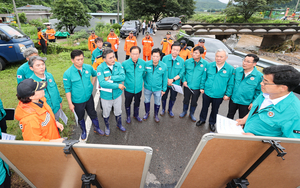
top-left (0, 24), bottom-right (34, 70)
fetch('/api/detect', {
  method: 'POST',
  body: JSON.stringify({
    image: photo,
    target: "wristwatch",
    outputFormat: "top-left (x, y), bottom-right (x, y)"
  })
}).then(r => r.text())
top-left (173, 78), bottom-right (175, 82)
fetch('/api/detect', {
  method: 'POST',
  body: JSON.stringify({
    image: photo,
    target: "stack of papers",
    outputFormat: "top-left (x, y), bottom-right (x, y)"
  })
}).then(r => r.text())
top-left (216, 114), bottom-right (244, 135)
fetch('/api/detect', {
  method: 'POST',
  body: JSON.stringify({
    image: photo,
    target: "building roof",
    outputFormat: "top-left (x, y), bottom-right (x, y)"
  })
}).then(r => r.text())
top-left (89, 13), bottom-right (122, 16)
top-left (17, 4), bottom-right (51, 10)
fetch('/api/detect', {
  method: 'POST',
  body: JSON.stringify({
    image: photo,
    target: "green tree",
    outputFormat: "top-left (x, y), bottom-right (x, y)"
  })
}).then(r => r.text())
top-left (14, 12), bottom-right (27, 23)
top-left (125, 0), bottom-right (195, 22)
top-left (224, 0), bottom-right (293, 22)
top-left (52, 0), bottom-right (91, 34)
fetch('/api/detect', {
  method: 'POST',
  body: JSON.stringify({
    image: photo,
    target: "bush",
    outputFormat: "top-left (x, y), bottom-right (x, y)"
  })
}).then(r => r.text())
top-left (14, 12), bottom-right (27, 23)
top-left (70, 30), bottom-right (90, 40)
top-left (34, 40), bottom-right (89, 55)
top-left (112, 23), bottom-right (121, 30)
top-left (29, 19), bottom-right (45, 28)
top-left (94, 22), bottom-right (120, 41)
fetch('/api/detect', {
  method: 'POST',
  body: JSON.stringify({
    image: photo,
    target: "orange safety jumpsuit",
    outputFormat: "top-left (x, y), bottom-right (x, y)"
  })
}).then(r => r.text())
top-left (15, 97), bottom-right (61, 141)
top-left (124, 36), bottom-right (137, 56)
top-left (191, 44), bottom-right (207, 59)
top-left (38, 31), bottom-right (47, 46)
top-left (161, 38), bottom-right (173, 55)
top-left (142, 36), bottom-right (154, 61)
top-left (46, 28), bottom-right (56, 40)
top-left (179, 48), bottom-right (192, 61)
top-left (88, 34), bottom-right (98, 54)
top-left (107, 33), bottom-right (120, 52)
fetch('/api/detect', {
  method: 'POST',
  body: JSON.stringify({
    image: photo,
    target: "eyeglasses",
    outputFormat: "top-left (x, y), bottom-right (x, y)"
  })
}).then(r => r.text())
top-left (261, 76), bottom-right (277, 85)
top-left (242, 58), bottom-right (254, 64)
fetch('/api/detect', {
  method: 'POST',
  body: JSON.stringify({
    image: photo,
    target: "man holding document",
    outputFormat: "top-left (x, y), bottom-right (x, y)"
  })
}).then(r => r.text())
top-left (97, 49), bottom-right (126, 136)
top-left (236, 65), bottom-right (300, 138)
top-left (63, 50), bottom-right (104, 140)
top-left (161, 42), bottom-right (185, 117)
top-left (180, 46), bottom-right (208, 122)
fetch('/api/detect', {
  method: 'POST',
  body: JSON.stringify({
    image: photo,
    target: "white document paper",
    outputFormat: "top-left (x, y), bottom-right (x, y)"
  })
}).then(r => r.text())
top-left (96, 80), bottom-right (100, 90)
top-left (114, 44), bottom-right (118, 50)
top-left (1, 133), bottom-right (16, 140)
top-left (73, 110), bottom-right (79, 127)
top-left (58, 109), bottom-right (68, 125)
top-left (172, 84), bottom-right (184, 94)
top-left (100, 80), bottom-right (113, 93)
top-left (216, 114), bottom-right (244, 135)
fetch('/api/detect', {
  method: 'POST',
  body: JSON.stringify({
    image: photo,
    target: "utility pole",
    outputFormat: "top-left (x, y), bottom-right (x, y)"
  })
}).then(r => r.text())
top-left (12, 0), bottom-right (21, 29)
top-left (117, 0), bottom-right (119, 24)
top-left (121, 0), bottom-right (124, 19)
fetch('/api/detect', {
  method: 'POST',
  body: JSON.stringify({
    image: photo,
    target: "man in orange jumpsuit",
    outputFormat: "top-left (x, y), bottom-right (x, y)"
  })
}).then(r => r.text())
top-left (142, 31), bottom-right (154, 61)
top-left (88, 30), bottom-right (98, 54)
top-left (107, 29), bottom-right (120, 60)
top-left (45, 24), bottom-right (56, 42)
top-left (191, 38), bottom-right (207, 59)
top-left (124, 31), bottom-right (137, 60)
top-left (15, 79), bottom-right (64, 142)
top-left (179, 40), bottom-right (192, 61)
top-left (160, 31), bottom-right (174, 60)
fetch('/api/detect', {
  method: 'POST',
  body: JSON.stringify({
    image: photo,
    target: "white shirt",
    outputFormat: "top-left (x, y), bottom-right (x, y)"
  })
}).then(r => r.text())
top-left (259, 93), bottom-right (291, 110)
top-left (217, 64), bottom-right (224, 72)
top-left (142, 22), bottom-right (146, 28)
top-left (108, 65), bottom-right (113, 70)
top-left (244, 69), bottom-right (253, 78)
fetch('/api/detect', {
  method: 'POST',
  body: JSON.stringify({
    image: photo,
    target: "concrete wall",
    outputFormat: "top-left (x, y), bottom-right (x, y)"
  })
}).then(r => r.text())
top-left (92, 15), bottom-right (119, 24)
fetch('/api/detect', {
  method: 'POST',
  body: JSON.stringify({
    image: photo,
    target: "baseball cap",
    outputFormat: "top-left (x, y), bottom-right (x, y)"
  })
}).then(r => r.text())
top-left (145, 31), bottom-right (150, 35)
top-left (17, 79), bottom-right (47, 98)
top-left (180, 40), bottom-right (186, 47)
top-left (167, 31), bottom-right (171, 35)
top-left (103, 42), bottom-right (112, 50)
top-left (110, 28), bottom-right (114, 32)
top-left (129, 31), bottom-right (134, 34)
top-left (199, 39), bottom-right (205, 43)
top-left (91, 30), bottom-right (95, 33)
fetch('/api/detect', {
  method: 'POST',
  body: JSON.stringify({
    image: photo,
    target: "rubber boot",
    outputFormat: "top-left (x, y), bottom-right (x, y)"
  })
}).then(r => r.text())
top-left (133, 107), bottom-right (143, 122)
top-left (179, 104), bottom-right (189, 118)
top-left (154, 104), bottom-right (160, 123)
top-left (168, 100), bottom-right (175, 117)
top-left (143, 102), bottom-right (150, 120)
top-left (103, 117), bottom-right (110, 136)
top-left (189, 106), bottom-right (197, 122)
top-left (125, 107), bottom-right (131, 124)
top-left (91, 118), bottom-right (104, 136)
top-left (115, 115), bottom-right (126, 132)
top-left (160, 100), bottom-right (167, 116)
top-left (79, 119), bottom-right (87, 140)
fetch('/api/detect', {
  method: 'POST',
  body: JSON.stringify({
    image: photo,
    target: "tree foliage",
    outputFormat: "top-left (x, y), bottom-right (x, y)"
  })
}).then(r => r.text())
top-left (13, 12), bottom-right (27, 23)
top-left (52, 0), bottom-right (92, 34)
top-left (125, 0), bottom-right (195, 22)
top-left (224, 0), bottom-right (293, 22)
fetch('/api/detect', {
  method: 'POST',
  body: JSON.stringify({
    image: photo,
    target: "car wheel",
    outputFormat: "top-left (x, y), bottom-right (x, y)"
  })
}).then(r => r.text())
top-left (172, 25), bottom-right (178, 30)
top-left (0, 57), bottom-right (6, 71)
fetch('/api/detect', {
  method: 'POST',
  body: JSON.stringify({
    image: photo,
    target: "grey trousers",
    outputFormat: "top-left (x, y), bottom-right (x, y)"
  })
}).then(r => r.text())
top-left (101, 95), bottom-right (122, 118)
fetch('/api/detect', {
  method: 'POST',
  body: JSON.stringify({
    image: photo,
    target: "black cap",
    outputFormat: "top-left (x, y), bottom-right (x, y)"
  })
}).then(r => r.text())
top-left (17, 79), bottom-right (47, 98)
top-left (91, 30), bottom-right (95, 33)
top-left (145, 31), bottom-right (150, 35)
top-left (110, 28), bottom-right (114, 32)
top-left (167, 31), bottom-right (171, 35)
top-left (103, 42), bottom-right (112, 49)
top-left (129, 31), bottom-right (134, 34)
top-left (180, 40), bottom-right (186, 47)
top-left (199, 39), bottom-right (205, 43)
top-left (46, 24), bottom-right (50, 26)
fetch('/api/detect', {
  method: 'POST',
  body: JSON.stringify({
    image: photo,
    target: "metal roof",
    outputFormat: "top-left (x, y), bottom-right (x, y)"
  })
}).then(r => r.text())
top-left (16, 5), bottom-right (51, 10)
top-left (89, 13), bottom-right (122, 16)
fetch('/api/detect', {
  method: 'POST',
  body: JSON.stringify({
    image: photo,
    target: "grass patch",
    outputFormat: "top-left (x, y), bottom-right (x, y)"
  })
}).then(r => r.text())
top-left (1, 51), bottom-right (92, 140)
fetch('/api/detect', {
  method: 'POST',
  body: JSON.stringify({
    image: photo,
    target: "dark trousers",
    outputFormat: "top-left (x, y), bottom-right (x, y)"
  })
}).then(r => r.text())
top-left (126, 55), bottom-right (130, 60)
top-left (160, 53), bottom-right (165, 61)
top-left (162, 87), bottom-right (178, 101)
top-left (124, 90), bottom-right (142, 108)
top-left (0, 172), bottom-right (10, 188)
top-left (183, 87), bottom-right (200, 107)
top-left (73, 95), bottom-right (97, 121)
top-left (0, 118), bottom-right (7, 133)
top-left (114, 52), bottom-right (118, 61)
top-left (142, 28), bottom-right (145, 35)
top-left (40, 38), bottom-right (47, 54)
top-left (227, 99), bottom-right (249, 119)
top-left (48, 39), bottom-right (56, 42)
top-left (200, 93), bottom-right (223, 125)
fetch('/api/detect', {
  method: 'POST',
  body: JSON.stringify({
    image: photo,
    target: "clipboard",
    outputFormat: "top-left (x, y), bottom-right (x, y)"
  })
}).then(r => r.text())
top-left (4, 108), bottom-right (15, 120)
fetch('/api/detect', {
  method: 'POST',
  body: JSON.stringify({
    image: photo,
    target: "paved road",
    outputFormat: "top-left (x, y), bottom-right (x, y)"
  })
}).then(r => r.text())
top-left (70, 29), bottom-right (238, 187)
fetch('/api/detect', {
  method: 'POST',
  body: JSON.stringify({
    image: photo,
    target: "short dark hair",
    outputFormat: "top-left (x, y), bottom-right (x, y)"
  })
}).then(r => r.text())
top-left (130, 46), bottom-right (141, 53)
top-left (246, 54), bottom-right (259, 63)
top-left (71, 50), bottom-right (84, 59)
top-left (16, 94), bottom-right (33, 104)
top-left (193, 46), bottom-right (204, 54)
top-left (151, 48), bottom-right (161, 56)
top-left (95, 37), bottom-right (103, 43)
top-left (171, 42), bottom-right (181, 49)
top-left (103, 49), bottom-right (114, 59)
top-left (263, 65), bottom-right (300, 91)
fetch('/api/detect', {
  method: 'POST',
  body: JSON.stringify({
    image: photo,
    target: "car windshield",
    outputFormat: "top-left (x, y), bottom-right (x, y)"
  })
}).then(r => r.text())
top-left (123, 22), bottom-right (135, 28)
top-left (203, 39), bottom-right (232, 54)
top-left (1, 25), bottom-right (26, 38)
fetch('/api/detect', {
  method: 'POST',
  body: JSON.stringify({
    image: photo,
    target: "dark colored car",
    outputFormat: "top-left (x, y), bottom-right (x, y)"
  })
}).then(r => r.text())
top-left (120, 21), bottom-right (139, 38)
top-left (179, 35), bottom-right (243, 68)
top-left (156, 17), bottom-right (182, 30)
top-left (130, 20), bottom-right (142, 32)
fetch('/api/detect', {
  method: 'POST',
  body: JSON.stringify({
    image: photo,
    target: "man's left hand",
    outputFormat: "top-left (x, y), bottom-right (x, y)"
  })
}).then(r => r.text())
top-left (161, 91), bottom-right (165, 96)
top-left (223, 95), bottom-right (230, 100)
top-left (56, 121), bottom-right (64, 131)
